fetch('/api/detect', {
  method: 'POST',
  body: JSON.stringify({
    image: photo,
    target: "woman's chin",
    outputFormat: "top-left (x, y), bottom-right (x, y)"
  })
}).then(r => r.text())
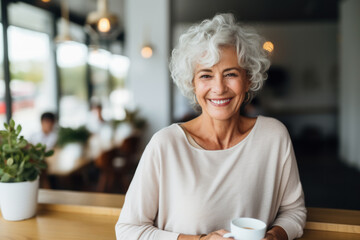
top-left (204, 110), bottom-right (239, 122)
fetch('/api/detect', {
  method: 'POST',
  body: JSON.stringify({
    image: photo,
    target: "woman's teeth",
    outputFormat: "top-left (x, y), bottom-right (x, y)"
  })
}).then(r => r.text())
top-left (210, 99), bottom-right (231, 104)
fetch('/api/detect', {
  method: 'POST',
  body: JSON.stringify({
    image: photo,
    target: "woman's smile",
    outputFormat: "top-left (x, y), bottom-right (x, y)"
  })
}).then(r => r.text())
top-left (208, 98), bottom-right (232, 106)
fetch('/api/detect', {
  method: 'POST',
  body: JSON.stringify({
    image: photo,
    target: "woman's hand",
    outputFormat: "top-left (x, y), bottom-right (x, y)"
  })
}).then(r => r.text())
top-left (262, 226), bottom-right (288, 240)
top-left (202, 229), bottom-right (230, 240)
top-left (178, 229), bottom-right (230, 240)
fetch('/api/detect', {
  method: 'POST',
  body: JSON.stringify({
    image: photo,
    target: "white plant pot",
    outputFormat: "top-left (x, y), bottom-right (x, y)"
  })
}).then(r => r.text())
top-left (0, 177), bottom-right (39, 221)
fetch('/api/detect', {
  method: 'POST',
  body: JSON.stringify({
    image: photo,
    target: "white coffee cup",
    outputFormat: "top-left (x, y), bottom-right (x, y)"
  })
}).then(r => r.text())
top-left (223, 217), bottom-right (266, 240)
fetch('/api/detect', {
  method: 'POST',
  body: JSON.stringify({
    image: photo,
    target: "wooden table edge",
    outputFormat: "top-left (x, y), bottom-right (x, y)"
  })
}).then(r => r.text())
top-left (38, 203), bottom-right (121, 217)
top-left (305, 221), bottom-right (360, 234)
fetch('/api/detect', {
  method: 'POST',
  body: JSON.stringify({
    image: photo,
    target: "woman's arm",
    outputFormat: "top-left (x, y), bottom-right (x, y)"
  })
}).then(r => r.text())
top-left (115, 138), bottom-right (180, 240)
top-left (271, 142), bottom-right (307, 240)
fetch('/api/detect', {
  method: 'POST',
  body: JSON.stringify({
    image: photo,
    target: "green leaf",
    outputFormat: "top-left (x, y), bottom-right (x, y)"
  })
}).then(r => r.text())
top-left (15, 176), bottom-right (23, 182)
top-left (45, 150), bottom-right (54, 157)
top-left (3, 122), bottom-right (9, 130)
top-left (9, 119), bottom-right (15, 128)
top-left (17, 161), bottom-right (24, 176)
top-left (2, 144), bottom-right (15, 153)
top-left (2, 144), bottom-right (10, 150)
top-left (18, 139), bottom-right (27, 148)
top-left (1, 173), bottom-right (11, 182)
top-left (16, 124), bottom-right (22, 135)
top-left (33, 143), bottom-right (40, 149)
top-left (38, 162), bottom-right (47, 169)
top-left (24, 169), bottom-right (38, 181)
top-left (24, 162), bottom-right (32, 168)
top-left (23, 155), bottom-right (30, 162)
top-left (7, 158), bottom-right (14, 166)
top-left (20, 160), bottom-right (25, 169)
top-left (0, 130), bottom-right (8, 136)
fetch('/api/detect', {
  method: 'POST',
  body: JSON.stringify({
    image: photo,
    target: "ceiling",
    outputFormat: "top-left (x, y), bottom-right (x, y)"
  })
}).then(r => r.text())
top-left (16, 0), bottom-right (339, 25)
top-left (13, 0), bottom-right (123, 26)
top-left (172, 0), bottom-right (339, 23)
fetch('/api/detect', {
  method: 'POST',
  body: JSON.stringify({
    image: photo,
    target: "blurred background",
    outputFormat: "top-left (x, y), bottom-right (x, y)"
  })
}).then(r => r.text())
top-left (0, 0), bottom-right (359, 210)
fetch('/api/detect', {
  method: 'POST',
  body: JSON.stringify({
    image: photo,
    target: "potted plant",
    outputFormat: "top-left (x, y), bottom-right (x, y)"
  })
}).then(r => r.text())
top-left (0, 119), bottom-right (53, 221)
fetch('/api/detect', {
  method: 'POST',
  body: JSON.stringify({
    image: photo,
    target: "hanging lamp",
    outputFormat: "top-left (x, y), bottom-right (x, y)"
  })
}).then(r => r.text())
top-left (85, 0), bottom-right (120, 40)
top-left (54, 0), bottom-right (73, 43)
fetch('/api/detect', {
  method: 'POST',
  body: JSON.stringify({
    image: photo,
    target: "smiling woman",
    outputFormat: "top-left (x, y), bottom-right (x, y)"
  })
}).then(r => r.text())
top-left (116, 13), bottom-right (306, 240)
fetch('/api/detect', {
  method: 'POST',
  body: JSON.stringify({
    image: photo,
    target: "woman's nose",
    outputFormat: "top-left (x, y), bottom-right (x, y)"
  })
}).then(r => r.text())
top-left (212, 76), bottom-right (227, 94)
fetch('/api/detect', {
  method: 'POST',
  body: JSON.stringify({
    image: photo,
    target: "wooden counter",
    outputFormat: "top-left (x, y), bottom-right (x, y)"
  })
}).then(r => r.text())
top-left (0, 190), bottom-right (123, 240)
top-left (1, 189), bottom-right (360, 239)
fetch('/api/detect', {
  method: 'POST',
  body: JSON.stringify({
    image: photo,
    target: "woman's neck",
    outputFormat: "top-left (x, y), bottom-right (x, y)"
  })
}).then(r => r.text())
top-left (183, 114), bottom-right (255, 150)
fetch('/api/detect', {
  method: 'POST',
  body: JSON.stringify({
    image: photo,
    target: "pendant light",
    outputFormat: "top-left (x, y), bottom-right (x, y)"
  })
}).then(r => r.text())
top-left (140, 26), bottom-right (154, 59)
top-left (85, 0), bottom-right (120, 40)
top-left (54, 0), bottom-right (73, 43)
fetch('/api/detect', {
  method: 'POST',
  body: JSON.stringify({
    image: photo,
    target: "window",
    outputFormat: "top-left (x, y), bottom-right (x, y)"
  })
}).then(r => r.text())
top-left (0, 24), bottom-right (5, 125)
top-left (109, 54), bottom-right (131, 120)
top-left (88, 48), bottom-right (130, 121)
top-left (57, 41), bottom-right (88, 128)
top-left (8, 26), bottom-right (53, 138)
top-left (88, 47), bottom-right (111, 105)
top-left (3, 2), bottom-right (56, 137)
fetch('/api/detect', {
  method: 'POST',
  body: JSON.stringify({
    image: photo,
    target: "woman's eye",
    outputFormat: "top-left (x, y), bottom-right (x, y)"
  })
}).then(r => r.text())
top-left (200, 74), bottom-right (212, 79)
top-left (225, 73), bottom-right (237, 77)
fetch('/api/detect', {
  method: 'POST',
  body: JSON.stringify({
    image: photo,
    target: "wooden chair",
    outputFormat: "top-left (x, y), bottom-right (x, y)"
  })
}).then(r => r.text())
top-left (95, 135), bottom-right (140, 193)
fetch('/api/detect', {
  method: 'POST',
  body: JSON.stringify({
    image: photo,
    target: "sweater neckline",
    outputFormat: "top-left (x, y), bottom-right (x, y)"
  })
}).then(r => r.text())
top-left (175, 115), bottom-right (261, 153)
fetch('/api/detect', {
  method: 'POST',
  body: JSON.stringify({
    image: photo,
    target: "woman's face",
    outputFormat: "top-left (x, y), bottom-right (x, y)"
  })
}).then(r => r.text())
top-left (193, 46), bottom-right (250, 122)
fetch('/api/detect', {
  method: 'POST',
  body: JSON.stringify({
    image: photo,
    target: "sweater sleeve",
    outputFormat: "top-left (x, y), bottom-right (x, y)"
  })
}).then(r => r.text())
top-left (272, 142), bottom-right (307, 240)
top-left (115, 137), bottom-right (180, 240)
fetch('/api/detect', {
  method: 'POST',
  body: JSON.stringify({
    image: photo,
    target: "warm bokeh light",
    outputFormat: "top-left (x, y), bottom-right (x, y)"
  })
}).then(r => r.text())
top-left (97, 18), bottom-right (111, 33)
top-left (141, 46), bottom-right (153, 58)
top-left (41, 0), bottom-right (51, 2)
top-left (263, 41), bottom-right (274, 53)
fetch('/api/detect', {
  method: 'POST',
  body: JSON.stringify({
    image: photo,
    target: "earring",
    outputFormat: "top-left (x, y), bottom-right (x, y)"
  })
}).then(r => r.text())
top-left (193, 94), bottom-right (198, 104)
top-left (244, 92), bottom-right (251, 103)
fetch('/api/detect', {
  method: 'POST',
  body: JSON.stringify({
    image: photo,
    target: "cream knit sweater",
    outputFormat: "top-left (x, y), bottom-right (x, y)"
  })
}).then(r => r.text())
top-left (116, 116), bottom-right (306, 240)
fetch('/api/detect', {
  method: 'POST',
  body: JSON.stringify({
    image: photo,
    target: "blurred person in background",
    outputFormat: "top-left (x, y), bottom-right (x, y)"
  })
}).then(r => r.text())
top-left (30, 112), bottom-right (58, 151)
top-left (87, 103), bottom-right (114, 159)
top-left (116, 13), bottom-right (306, 240)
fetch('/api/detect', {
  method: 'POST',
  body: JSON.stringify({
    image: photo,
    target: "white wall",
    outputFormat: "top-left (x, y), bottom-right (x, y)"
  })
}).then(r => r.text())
top-left (256, 23), bottom-right (338, 108)
top-left (124, 0), bottom-right (170, 143)
top-left (256, 23), bottom-right (338, 137)
top-left (339, 0), bottom-right (360, 170)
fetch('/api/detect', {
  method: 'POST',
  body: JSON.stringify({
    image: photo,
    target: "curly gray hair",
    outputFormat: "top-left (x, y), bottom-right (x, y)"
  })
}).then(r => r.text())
top-left (169, 13), bottom-right (270, 109)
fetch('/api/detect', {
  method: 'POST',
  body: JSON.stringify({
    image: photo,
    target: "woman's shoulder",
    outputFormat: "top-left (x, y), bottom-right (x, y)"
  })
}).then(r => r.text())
top-left (258, 115), bottom-right (286, 129)
top-left (150, 124), bottom-right (183, 144)
top-left (256, 115), bottom-right (290, 139)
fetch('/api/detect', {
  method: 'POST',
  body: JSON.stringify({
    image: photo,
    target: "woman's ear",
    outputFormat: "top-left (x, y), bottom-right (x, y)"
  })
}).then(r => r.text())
top-left (243, 70), bottom-right (251, 92)
top-left (246, 79), bottom-right (251, 92)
